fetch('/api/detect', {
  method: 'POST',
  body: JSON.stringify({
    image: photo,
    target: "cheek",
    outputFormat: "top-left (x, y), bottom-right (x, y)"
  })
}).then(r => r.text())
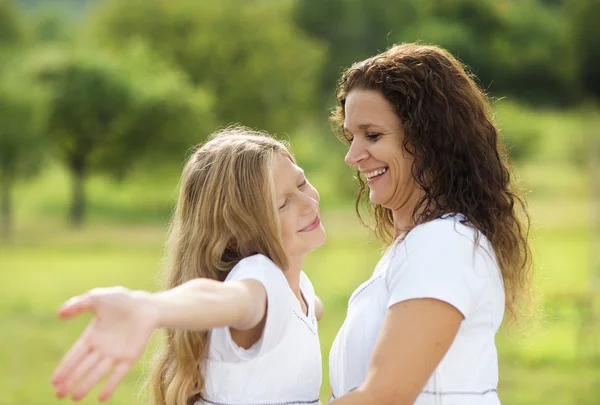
top-left (278, 212), bottom-right (295, 242)
top-left (398, 159), bottom-right (417, 192)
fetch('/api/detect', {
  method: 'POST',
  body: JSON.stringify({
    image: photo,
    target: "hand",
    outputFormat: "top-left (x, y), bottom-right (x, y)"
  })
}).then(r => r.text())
top-left (51, 286), bottom-right (159, 402)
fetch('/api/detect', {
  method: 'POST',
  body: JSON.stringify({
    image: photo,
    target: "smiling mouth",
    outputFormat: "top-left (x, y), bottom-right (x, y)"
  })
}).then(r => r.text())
top-left (299, 216), bottom-right (320, 232)
top-left (364, 167), bottom-right (388, 180)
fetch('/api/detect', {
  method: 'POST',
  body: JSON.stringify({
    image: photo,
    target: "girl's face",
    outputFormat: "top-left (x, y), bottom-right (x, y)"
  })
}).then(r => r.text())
top-left (272, 154), bottom-right (326, 261)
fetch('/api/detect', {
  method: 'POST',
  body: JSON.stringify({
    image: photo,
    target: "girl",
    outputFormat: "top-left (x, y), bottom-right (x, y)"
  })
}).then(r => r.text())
top-left (50, 126), bottom-right (326, 405)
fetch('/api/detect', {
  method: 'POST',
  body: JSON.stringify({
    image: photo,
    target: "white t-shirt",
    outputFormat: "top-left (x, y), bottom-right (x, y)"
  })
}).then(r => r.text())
top-left (197, 254), bottom-right (322, 405)
top-left (329, 214), bottom-right (505, 405)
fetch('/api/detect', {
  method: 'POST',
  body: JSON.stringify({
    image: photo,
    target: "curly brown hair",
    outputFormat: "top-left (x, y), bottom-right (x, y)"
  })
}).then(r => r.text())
top-left (331, 43), bottom-right (533, 321)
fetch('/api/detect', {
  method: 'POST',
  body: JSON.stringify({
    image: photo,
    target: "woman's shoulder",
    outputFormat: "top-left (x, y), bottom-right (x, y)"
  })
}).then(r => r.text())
top-left (386, 213), bottom-right (495, 265)
top-left (405, 214), bottom-right (486, 248)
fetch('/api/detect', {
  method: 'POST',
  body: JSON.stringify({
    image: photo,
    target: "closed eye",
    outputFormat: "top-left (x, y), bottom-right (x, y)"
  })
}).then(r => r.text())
top-left (366, 133), bottom-right (381, 140)
top-left (298, 179), bottom-right (308, 188)
top-left (278, 199), bottom-right (289, 210)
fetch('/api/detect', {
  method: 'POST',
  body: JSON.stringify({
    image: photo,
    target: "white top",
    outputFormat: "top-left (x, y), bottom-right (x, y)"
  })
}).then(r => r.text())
top-left (329, 214), bottom-right (505, 405)
top-left (197, 254), bottom-right (322, 405)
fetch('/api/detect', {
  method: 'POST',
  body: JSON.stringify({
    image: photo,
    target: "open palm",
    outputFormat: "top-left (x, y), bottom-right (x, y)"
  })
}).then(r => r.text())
top-left (51, 287), bottom-right (159, 402)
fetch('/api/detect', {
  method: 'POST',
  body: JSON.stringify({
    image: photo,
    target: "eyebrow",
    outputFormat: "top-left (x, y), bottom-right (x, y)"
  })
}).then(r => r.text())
top-left (343, 123), bottom-right (378, 133)
top-left (276, 169), bottom-right (306, 201)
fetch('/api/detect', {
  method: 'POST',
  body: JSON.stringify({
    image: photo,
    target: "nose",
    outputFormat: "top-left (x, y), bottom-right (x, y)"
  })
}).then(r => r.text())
top-left (344, 138), bottom-right (368, 167)
top-left (299, 191), bottom-right (319, 216)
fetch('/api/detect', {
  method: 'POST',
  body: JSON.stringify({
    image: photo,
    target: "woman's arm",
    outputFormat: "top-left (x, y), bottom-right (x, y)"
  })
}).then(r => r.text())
top-left (328, 298), bottom-right (463, 405)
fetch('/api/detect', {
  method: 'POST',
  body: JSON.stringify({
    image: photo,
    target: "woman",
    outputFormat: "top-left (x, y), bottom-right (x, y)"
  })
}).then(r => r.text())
top-left (50, 126), bottom-right (326, 405)
top-left (327, 43), bottom-right (532, 405)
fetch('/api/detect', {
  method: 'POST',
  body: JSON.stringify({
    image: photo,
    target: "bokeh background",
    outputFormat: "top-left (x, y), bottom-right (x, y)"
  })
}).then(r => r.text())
top-left (0, 0), bottom-right (599, 404)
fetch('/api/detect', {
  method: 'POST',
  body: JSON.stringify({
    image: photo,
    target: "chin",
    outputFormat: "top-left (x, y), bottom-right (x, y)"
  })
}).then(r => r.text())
top-left (368, 192), bottom-right (384, 206)
top-left (310, 228), bottom-right (327, 250)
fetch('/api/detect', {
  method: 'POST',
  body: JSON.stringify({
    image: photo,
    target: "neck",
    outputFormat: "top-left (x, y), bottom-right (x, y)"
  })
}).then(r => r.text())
top-left (392, 207), bottom-right (412, 240)
top-left (283, 254), bottom-right (305, 299)
top-left (391, 188), bottom-right (424, 240)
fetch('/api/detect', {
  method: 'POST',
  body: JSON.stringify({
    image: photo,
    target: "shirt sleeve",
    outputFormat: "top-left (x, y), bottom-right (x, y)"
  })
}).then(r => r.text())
top-left (386, 220), bottom-right (491, 319)
top-left (210, 254), bottom-right (292, 360)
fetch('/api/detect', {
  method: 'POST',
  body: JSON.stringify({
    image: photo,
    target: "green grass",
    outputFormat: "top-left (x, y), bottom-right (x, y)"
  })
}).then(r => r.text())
top-left (1, 203), bottom-right (597, 404)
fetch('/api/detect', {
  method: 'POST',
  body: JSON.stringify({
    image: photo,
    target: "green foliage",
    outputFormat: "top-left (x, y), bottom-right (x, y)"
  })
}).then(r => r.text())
top-left (14, 0), bottom-right (98, 19)
top-left (0, 64), bottom-right (47, 180)
top-left (295, 0), bottom-right (583, 107)
top-left (493, 100), bottom-right (543, 163)
top-left (0, 54), bottom-right (47, 237)
top-left (89, 0), bottom-right (325, 135)
top-left (25, 43), bottom-right (214, 224)
top-left (568, 0), bottom-right (600, 99)
top-left (295, 0), bottom-right (423, 107)
top-left (0, 0), bottom-right (25, 47)
top-left (30, 6), bottom-right (73, 43)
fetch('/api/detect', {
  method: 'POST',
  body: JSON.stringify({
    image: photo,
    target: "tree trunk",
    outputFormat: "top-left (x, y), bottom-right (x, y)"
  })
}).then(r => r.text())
top-left (589, 127), bottom-right (600, 359)
top-left (70, 156), bottom-right (86, 228)
top-left (0, 174), bottom-right (11, 241)
top-left (579, 112), bottom-right (600, 360)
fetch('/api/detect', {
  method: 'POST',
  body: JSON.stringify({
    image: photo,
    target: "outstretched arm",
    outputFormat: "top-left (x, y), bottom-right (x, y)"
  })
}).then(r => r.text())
top-left (51, 279), bottom-right (267, 402)
top-left (151, 277), bottom-right (267, 331)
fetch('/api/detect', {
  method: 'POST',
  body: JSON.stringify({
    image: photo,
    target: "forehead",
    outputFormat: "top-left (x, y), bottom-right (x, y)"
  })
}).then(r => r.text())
top-left (271, 154), bottom-right (302, 195)
top-left (343, 89), bottom-right (399, 131)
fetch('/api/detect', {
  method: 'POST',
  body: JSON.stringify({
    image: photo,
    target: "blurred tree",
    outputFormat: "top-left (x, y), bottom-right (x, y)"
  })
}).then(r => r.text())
top-left (31, 6), bottom-right (72, 43)
top-left (295, 0), bottom-right (423, 108)
top-left (14, 0), bottom-right (98, 19)
top-left (295, 0), bottom-right (579, 108)
top-left (569, 0), bottom-right (600, 100)
top-left (493, 0), bottom-right (579, 105)
top-left (410, 0), bottom-right (578, 105)
top-left (492, 100), bottom-right (543, 163)
top-left (28, 44), bottom-right (214, 227)
top-left (0, 70), bottom-right (46, 239)
top-left (89, 0), bottom-right (324, 136)
top-left (0, 0), bottom-right (24, 47)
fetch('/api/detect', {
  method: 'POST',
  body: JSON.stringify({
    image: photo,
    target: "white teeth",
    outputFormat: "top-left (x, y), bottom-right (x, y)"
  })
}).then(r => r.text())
top-left (365, 168), bottom-right (387, 179)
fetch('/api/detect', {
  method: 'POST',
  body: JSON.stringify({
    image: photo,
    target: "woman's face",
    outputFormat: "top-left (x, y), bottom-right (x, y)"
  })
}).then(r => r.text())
top-left (272, 154), bottom-right (326, 260)
top-left (343, 89), bottom-right (420, 212)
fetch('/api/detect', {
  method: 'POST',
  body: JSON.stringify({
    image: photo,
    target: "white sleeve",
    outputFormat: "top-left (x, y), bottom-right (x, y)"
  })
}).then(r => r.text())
top-left (210, 254), bottom-right (292, 360)
top-left (386, 222), bottom-right (489, 319)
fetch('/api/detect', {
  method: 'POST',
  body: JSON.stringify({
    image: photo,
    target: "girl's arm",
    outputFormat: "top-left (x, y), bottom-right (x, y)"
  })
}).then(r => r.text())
top-left (51, 279), bottom-right (268, 402)
top-left (149, 277), bottom-right (267, 331)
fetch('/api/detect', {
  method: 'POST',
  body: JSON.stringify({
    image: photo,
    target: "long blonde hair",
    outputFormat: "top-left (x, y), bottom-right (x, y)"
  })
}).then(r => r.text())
top-left (148, 125), bottom-right (294, 405)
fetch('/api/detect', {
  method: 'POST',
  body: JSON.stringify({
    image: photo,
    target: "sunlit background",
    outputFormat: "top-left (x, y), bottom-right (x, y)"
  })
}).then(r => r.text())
top-left (0, 0), bottom-right (599, 404)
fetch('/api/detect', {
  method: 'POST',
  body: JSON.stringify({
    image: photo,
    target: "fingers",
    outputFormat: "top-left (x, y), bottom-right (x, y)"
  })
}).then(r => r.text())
top-left (55, 350), bottom-right (101, 398)
top-left (58, 294), bottom-right (94, 320)
top-left (71, 357), bottom-right (114, 401)
top-left (51, 339), bottom-right (89, 385)
top-left (99, 362), bottom-right (132, 402)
